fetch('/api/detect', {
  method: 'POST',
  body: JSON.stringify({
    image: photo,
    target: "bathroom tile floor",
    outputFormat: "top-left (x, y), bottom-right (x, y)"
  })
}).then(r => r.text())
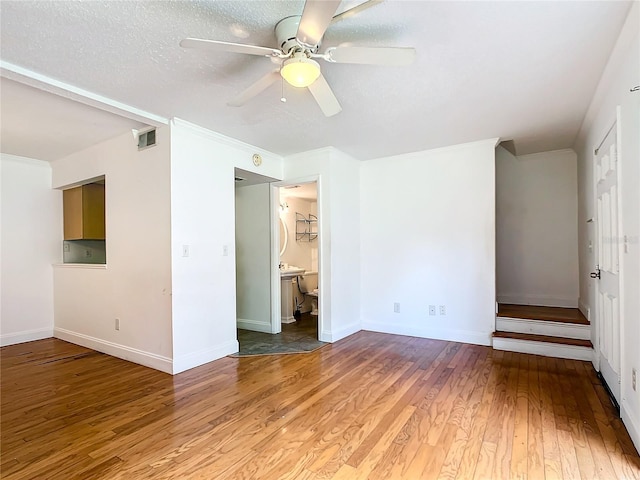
top-left (231, 313), bottom-right (327, 357)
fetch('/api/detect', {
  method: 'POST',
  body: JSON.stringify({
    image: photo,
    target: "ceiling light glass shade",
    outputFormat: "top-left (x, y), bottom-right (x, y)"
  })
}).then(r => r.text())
top-left (280, 55), bottom-right (321, 88)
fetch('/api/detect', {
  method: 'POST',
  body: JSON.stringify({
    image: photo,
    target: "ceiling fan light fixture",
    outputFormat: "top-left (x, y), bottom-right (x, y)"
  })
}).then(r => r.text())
top-left (280, 54), bottom-right (321, 88)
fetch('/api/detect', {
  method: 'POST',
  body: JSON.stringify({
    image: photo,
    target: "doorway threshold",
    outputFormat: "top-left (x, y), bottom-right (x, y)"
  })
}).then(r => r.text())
top-left (230, 313), bottom-right (327, 357)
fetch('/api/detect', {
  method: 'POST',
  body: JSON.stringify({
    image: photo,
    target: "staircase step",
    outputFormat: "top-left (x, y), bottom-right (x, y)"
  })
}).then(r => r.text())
top-left (492, 331), bottom-right (593, 361)
top-left (496, 316), bottom-right (591, 340)
top-left (497, 304), bottom-right (588, 325)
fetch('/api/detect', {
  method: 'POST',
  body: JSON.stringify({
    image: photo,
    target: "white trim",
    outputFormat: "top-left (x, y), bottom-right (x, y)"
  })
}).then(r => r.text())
top-left (362, 321), bottom-right (492, 346)
top-left (0, 328), bottom-right (53, 347)
top-left (1, 61), bottom-right (168, 126)
top-left (172, 340), bottom-right (239, 374)
top-left (497, 294), bottom-right (578, 308)
top-left (270, 184), bottom-right (282, 335)
top-left (54, 327), bottom-right (173, 374)
top-left (171, 118), bottom-right (278, 159)
top-left (0, 153), bottom-right (51, 167)
top-left (53, 263), bottom-right (107, 269)
top-left (516, 148), bottom-right (577, 161)
top-left (371, 137), bottom-right (501, 164)
top-left (578, 300), bottom-right (591, 321)
top-left (236, 319), bottom-right (273, 333)
top-left (621, 403), bottom-right (640, 454)
top-left (320, 322), bottom-right (360, 343)
top-left (600, 356), bottom-right (621, 404)
top-left (492, 337), bottom-right (595, 362)
top-left (496, 317), bottom-right (591, 340)
top-left (281, 316), bottom-right (297, 324)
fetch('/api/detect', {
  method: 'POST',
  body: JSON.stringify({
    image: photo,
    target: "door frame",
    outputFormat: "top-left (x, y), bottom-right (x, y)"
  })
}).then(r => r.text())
top-left (591, 106), bottom-right (625, 403)
top-left (270, 176), bottom-right (323, 340)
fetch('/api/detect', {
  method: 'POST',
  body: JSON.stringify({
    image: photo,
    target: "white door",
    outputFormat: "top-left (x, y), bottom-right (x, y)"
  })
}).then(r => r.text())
top-left (593, 121), bottom-right (622, 404)
top-left (235, 180), bottom-right (280, 334)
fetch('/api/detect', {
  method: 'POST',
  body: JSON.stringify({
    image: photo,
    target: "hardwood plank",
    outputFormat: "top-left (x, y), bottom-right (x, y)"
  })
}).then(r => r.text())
top-left (492, 351), bottom-right (519, 479)
top-left (527, 355), bottom-right (545, 479)
top-left (493, 331), bottom-right (593, 347)
top-left (540, 356), bottom-right (563, 480)
top-left (510, 355), bottom-right (529, 479)
top-left (498, 304), bottom-right (590, 325)
top-left (455, 351), bottom-right (501, 479)
top-left (2, 335), bottom-right (639, 480)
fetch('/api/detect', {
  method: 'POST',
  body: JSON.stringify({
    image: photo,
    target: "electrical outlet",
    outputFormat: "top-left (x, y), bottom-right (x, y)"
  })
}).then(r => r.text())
top-left (633, 368), bottom-right (637, 392)
top-left (63, 244), bottom-right (70, 252)
top-left (439, 305), bottom-right (446, 315)
top-left (429, 305), bottom-right (436, 316)
top-left (85, 249), bottom-right (92, 257)
top-left (393, 302), bottom-right (400, 313)
top-left (115, 318), bottom-right (120, 331)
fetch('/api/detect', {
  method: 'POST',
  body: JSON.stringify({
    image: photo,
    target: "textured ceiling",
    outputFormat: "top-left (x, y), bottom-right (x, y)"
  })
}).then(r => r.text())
top-left (0, 1), bottom-right (632, 161)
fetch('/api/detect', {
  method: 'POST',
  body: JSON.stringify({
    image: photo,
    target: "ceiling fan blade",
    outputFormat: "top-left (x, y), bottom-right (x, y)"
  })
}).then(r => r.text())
top-left (326, 46), bottom-right (416, 66)
top-left (227, 70), bottom-right (280, 107)
top-left (331, 0), bottom-right (383, 24)
top-left (308, 74), bottom-right (342, 117)
top-left (180, 38), bottom-right (281, 57)
top-left (296, 0), bottom-right (342, 47)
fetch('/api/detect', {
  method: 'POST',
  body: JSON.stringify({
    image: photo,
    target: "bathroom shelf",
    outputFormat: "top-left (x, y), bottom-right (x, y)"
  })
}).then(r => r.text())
top-left (296, 212), bottom-right (318, 242)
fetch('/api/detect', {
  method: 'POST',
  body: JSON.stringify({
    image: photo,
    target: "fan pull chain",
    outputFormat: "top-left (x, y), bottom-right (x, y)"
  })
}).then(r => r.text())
top-left (280, 76), bottom-right (287, 103)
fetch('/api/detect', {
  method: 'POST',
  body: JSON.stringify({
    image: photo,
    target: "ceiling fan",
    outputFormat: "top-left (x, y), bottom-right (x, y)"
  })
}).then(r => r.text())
top-left (180, 0), bottom-right (416, 117)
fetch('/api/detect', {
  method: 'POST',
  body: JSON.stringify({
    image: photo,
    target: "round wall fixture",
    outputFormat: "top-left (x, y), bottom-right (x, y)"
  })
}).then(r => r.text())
top-left (252, 153), bottom-right (262, 166)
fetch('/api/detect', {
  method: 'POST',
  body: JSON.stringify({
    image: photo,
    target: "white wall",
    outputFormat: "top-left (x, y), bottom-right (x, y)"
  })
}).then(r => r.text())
top-left (170, 119), bottom-right (282, 372)
top-left (574, 3), bottom-right (639, 451)
top-left (496, 147), bottom-right (579, 307)
top-left (235, 183), bottom-right (272, 333)
top-left (51, 127), bottom-right (174, 373)
top-left (283, 148), bottom-right (361, 342)
top-left (280, 194), bottom-right (317, 271)
top-left (1, 155), bottom-right (61, 346)
top-left (361, 139), bottom-right (498, 345)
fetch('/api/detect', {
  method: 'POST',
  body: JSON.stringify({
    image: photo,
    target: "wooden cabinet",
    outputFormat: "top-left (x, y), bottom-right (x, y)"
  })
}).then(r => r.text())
top-left (63, 184), bottom-right (105, 240)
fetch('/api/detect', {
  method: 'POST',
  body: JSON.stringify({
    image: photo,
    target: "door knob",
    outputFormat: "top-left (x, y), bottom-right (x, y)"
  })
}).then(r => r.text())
top-left (590, 269), bottom-right (601, 279)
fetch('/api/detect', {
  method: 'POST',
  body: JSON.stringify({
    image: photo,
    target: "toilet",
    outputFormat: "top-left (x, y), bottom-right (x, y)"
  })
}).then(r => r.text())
top-left (296, 271), bottom-right (319, 316)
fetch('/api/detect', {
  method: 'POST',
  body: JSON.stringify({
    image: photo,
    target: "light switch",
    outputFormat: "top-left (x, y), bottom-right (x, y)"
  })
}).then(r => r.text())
top-left (182, 245), bottom-right (189, 257)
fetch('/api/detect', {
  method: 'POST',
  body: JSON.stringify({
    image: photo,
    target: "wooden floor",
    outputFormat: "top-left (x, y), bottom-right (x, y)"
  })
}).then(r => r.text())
top-left (498, 304), bottom-right (590, 325)
top-left (2, 333), bottom-right (639, 480)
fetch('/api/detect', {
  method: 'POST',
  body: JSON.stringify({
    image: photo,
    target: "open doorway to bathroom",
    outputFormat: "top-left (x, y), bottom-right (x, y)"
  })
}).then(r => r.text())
top-left (274, 182), bottom-right (322, 352)
top-left (234, 172), bottom-right (324, 356)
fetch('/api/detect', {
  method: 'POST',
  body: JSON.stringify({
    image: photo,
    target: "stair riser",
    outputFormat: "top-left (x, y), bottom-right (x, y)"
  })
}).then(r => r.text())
top-left (493, 337), bottom-right (594, 362)
top-left (496, 317), bottom-right (591, 340)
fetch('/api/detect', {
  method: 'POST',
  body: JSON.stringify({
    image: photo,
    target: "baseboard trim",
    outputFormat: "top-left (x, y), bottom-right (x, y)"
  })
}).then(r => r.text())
top-left (54, 328), bottom-right (173, 374)
top-left (320, 322), bottom-right (361, 343)
top-left (497, 294), bottom-right (578, 308)
top-left (621, 403), bottom-right (640, 454)
top-left (362, 321), bottom-right (492, 346)
top-left (492, 336), bottom-right (594, 361)
top-left (236, 318), bottom-right (272, 334)
top-left (496, 317), bottom-right (591, 340)
top-left (1, 327), bottom-right (53, 347)
top-left (172, 340), bottom-right (239, 374)
top-left (578, 300), bottom-right (591, 321)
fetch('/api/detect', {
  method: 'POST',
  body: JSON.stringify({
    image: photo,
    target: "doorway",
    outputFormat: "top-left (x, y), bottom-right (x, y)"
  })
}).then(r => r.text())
top-left (234, 172), bottom-right (324, 355)
top-left (277, 182), bottom-right (320, 345)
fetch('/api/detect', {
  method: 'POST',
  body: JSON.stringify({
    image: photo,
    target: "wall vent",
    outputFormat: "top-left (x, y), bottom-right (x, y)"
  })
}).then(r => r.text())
top-left (137, 129), bottom-right (156, 150)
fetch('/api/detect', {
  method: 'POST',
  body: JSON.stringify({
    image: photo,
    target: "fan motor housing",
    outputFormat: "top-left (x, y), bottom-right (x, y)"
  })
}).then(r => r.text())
top-left (275, 15), bottom-right (319, 54)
